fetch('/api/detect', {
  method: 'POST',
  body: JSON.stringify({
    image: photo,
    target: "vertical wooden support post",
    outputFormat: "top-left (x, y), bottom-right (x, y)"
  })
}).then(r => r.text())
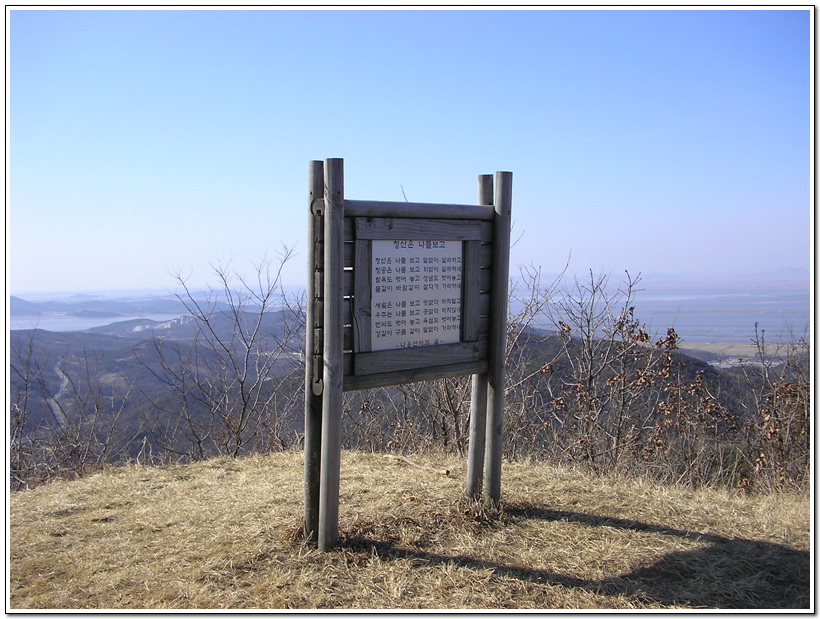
top-left (466, 174), bottom-right (493, 499)
top-left (318, 158), bottom-right (344, 550)
top-left (304, 160), bottom-right (324, 543)
top-left (483, 171), bottom-right (512, 506)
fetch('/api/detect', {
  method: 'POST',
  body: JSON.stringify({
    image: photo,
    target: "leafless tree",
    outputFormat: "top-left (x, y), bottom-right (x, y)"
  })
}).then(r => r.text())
top-left (9, 331), bottom-right (53, 489)
top-left (48, 349), bottom-right (141, 478)
top-left (140, 248), bottom-right (305, 460)
top-left (10, 330), bottom-right (141, 488)
top-left (502, 269), bottom-right (668, 467)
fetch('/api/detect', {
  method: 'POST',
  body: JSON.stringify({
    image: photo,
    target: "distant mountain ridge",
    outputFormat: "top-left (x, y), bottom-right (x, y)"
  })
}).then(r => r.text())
top-left (638, 267), bottom-right (810, 291)
top-left (10, 295), bottom-right (190, 318)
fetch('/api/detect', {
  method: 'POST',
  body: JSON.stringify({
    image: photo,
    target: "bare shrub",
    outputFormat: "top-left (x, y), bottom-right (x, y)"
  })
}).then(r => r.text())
top-left (734, 326), bottom-right (811, 491)
top-left (505, 270), bottom-right (678, 471)
top-left (139, 249), bottom-right (305, 461)
top-left (335, 266), bottom-right (810, 491)
top-left (9, 331), bottom-right (141, 488)
top-left (638, 366), bottom-right (742, 487)
top-left (9, 331), bottom-right (54, 489)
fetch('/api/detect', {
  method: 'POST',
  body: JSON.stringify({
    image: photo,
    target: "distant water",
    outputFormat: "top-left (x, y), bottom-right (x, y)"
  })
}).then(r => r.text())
top-left (10, 289), bottom-right (811, 345)
top-left (522, 287), bottom-right (810, 345)
top-left (634, 289), bottom-right (810, 344)
top-left (9, 314), bottom-right (182, 332)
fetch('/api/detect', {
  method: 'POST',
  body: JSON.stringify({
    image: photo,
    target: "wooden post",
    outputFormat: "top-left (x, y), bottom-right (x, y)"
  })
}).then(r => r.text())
top-left (318, 158), bottom-right (344, 550)
top-left (304, 160), bottom-right (324, 543)
top-left (483, 171), bottom-right (512, 506)
top-left (466, 174), bottom-right (493, 499)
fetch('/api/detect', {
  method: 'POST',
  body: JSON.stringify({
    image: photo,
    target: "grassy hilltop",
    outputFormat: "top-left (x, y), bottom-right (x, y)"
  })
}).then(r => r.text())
top-left (9, 450), bottom-right (810, 610)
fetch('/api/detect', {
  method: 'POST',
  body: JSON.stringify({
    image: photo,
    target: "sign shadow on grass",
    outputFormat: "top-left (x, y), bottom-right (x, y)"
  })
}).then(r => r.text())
top-left (342, 503), bottom-right (810, 609)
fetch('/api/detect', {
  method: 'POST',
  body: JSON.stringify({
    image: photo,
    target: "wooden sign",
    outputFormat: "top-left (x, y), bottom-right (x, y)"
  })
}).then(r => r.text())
top-left (346, 213), bottom-right (489, 390)
top-left (370, 239), bottom-right (462, 351)
top-left (304, 159), bottom-right (512, 550)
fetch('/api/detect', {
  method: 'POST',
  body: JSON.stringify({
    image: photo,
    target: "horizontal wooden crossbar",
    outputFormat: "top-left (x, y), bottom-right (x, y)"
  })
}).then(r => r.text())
top-left (345, 199), bottom-right (495, 221)
top-left (354, 340), bottom-right (488, 376)
top-left (355, 217), bottom-right (487, 241)
top-left (343, 357), bottom-right (489, 392)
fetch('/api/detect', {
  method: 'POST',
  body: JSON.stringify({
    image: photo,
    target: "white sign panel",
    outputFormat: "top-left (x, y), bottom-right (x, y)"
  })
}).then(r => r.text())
top-left (371, 240), bottom-right (462, 351)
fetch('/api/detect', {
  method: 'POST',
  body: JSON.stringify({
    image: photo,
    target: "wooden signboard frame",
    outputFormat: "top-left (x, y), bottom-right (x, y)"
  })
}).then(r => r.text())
top-left (305, 159), bottom-right (511, 550)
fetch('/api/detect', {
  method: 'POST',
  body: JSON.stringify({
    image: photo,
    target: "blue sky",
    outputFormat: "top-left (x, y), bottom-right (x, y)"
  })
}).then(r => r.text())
top-left (9, 8), bottom-right (812, 294)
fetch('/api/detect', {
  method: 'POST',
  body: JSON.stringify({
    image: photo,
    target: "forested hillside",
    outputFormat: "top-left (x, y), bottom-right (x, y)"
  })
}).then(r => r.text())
top-left (9, 268), bottom-right (810, 493)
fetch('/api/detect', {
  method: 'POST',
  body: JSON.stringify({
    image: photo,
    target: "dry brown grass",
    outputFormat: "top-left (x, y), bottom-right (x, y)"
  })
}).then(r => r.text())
top-left (9, 450), bottom-right (811, 610)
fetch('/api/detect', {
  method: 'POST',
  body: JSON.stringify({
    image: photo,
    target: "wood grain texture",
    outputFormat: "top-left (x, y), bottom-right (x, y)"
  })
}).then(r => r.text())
top-left (344, 357), bottom-right (489, 392)
top-left (467, 173), bottom-right (494, 500)
top-left (466, 370), bottom-right (488, 499)
top-left (304, 160), bottom-right (324, 543)
top-left (461, 240), bottom-right (481, 342)
top-left (484, 171), bottom-right (512, 507)
top-left (352, 240), bottom-right (371, 353)
top-left (354, 340), bottom-right (488, 376)
top-left (343, 270), bottom-right (354, 297)
top-left (318, 158), bottom-right (344, 550)
top-left (345, 198), bottom-right (495, 220)
top-left (355, 217), bottom-right (488, 241)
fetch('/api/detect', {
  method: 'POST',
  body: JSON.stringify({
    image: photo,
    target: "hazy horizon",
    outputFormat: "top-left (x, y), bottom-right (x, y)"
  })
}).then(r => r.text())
top-left (10, 275), bottom-right (810, 347)
top-left (9, 266), bottom-right (811, 300)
